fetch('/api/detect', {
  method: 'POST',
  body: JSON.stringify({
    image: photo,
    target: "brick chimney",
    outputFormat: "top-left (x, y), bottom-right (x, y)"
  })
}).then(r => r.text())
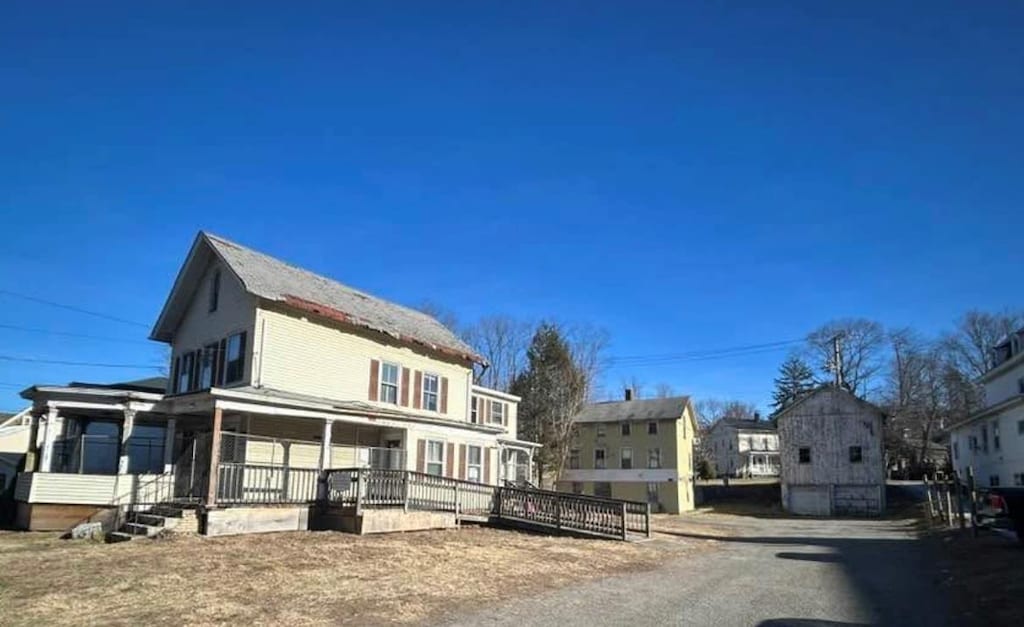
top-left (624, 388), bottom-right (634, 401)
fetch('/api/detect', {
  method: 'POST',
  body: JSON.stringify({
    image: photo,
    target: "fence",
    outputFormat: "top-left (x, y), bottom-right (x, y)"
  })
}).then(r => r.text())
top-left (216, 463), bottom-right (320, 504)
top-left (323, 467), bottom-right (650, 540)
top-left (924, 473), bottom-right (964, 530)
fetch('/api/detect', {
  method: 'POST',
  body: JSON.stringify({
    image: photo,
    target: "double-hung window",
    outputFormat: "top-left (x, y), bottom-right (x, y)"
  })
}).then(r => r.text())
top-left (647, 448), bottom-right (661, 469)
top-left (648, 421), bottom-right (658, 435)
top-left (621, 423), bottom-right (631, 436)
top-left (423, 374), bottom-right (439, 411)
top-left (177, 353), bottom-right (194, 393)
top-left (569, 449), bottom-right (580, 469)
top-left (621, 447), bottom-right (633, 469)
top-left (426, 440), bottom-right (444, 476)
top-left (595, 448), bottom-right (606, 469)
top-left (471, 397), bottom-right (479, 423)
top-left (224, 332), bottom-right (246, 384)
top-left (467, 445), bottom-right (482, 482)
top-left (490, 400), bottom-right (504, 424)
top-left (199, 342), bottom-right (218, 389)
top-left (380, 362), bottom-right (399, 404)
top-left (849, 446), bottom-right (863, 463)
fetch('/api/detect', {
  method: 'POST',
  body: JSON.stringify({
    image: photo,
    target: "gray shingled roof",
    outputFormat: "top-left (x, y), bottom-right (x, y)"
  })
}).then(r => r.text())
top-left (573, 396), bottom-right (691, 423)
top-left (205, 233), bottom-right (483, 363)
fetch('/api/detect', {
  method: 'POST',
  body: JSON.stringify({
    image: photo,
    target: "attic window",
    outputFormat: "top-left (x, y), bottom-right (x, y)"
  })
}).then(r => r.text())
top-left (209, 270), bottom-right (221, 313)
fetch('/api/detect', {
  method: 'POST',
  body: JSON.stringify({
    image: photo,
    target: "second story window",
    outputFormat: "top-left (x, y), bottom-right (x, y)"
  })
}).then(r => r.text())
top-left (799, 447), bottom-right (811, 464)
top-left (422, 374), bottom-right (439, 411)
top-left (621, 423), bottom-right (631, 436)
top-left (199, 343), bottom-right (217, 389)
top-left (647, 448), bottom-right (661, 469)
top-left (490, 400), bottom-right (504, 425)
top-left (594, 448), bottom-right (606, 469)
top-left (380, 362), bottom-right (399, 404)
top-left (596, 424), bottom-right (606, 438)
top-left (648, 421), bottom-right (658, 435)
top-left (994, 421), bottom-right (1001, 451)
top-left (849, 446), bottom-right (863, 463)
top-left (209, 269), bottom-right (221, 313)
top-left (569, 449), bottom-right (580, 469)
top-left (621, 447), bottom-right (633, 469)
top-left (177, 353), bottom-right (194, 393)
top-left (224, 332), bottom-right (246, 384)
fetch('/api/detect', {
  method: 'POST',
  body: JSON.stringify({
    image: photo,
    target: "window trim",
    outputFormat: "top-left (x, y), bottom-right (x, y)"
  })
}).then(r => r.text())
top-left (471, 396), bottom-right (479, 423)
top-left (647, 421), bottom-right (658, 435)
top-left (594, 448), bottom-right (606, 470)
top-left (621, 422), bottom-right (631, 436)
top-left (849, 446), bottom-right (863, 463)
top-left (490, 400), bottom-right (505, 425)
top-left (569, 448), bottom-right (580, 470)
top-left (647, 447), bottom-right (661, 469)
top-left (422, 373), bottom-right (440, 412)
top-left (466, 444), bottom-right (482, 482)
top-left (425, 439), bottom-right (445, 476)
top-left (379, 361), bottom-right (400, 405)
top-left (621, 447), bottom-right (633, 470)
top-left (798, 447), bottom-right (811, 464)
top-left (224, 331), bottom-right (247, 385)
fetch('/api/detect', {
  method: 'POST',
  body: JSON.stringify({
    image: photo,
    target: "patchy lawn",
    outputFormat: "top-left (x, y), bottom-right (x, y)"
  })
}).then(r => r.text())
top-left (0, 526), bottom-right (691, 626)
top-left (935, 529), bottom-right (1024, 626)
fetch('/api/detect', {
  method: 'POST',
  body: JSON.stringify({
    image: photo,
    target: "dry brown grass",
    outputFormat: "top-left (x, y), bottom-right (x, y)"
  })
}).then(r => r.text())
top-left (934, 529), bottom-right (1024, 626)
top-left (0, 526), bottom-right (691, 626)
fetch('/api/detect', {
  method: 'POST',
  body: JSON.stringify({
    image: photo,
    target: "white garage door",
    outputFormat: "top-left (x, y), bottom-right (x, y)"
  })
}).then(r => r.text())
top-left (788, 485), bottom-right (830, 516)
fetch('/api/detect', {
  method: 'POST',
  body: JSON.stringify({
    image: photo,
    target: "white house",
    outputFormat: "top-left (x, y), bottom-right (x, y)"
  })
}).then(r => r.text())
top-left (776, 385), bottom-right (886, 516)
top-left (706, 418), bottom-right (779, 478)
top-left (13, 232), bottom-right (539, 533)
top-left (949, 328), bottom-right (1024, 488)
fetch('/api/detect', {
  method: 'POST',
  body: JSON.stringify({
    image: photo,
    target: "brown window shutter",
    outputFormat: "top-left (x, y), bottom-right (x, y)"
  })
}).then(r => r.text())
top-left (459, 444), bottom-right (467, 480)
top-left (417, 439), bottom-right (426, 473)
top-left (413, 371), bottom-right (423, 409)
top-left (484, 448), bottom-right (492, 484)
top-left (503, 403), bottom-right (509, 426)
top-left (446, 443), bottom-right (455, 477)
top-left (369, 360), bottom-right (380, 401)
top-left (400, 367), bottom-right (411, 406)
top-left (482, 399), bottom-right (490, 423)
top-left (440, 377), bottom-right (449, 414)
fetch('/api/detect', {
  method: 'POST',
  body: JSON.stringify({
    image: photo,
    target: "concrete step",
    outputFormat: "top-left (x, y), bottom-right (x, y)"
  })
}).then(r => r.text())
top-left (127, 512), bottom-right (170, 527)
top-left (148, 505), bottom-right (186, 518)
top-left (123, 522), bottom-right (163, 537)
top-left (107, 531), bottom-right (138, 543)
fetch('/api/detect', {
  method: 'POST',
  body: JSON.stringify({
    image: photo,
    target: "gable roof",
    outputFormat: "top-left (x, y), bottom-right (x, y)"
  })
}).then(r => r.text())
top-left (711, 417), bottom-right (777, 433)
top-left (574, 396), bottom-right (693, 424)
top-left (150, 232), bottom-right (484, 364)
top-left (773, 384), bottom-right (885, 422)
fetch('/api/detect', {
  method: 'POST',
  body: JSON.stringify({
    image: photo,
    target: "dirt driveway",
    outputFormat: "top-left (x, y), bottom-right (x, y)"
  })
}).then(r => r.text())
top-left (444, 512), bottom-right (952, 626)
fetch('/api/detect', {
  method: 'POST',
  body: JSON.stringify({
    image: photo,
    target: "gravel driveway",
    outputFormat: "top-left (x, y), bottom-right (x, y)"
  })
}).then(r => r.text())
top-left (442, 513), bottom-right (950, 627)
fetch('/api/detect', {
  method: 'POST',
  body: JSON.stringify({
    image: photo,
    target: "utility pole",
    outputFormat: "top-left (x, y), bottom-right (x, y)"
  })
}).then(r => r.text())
top-left (831, 334), bottom-right (844, 388)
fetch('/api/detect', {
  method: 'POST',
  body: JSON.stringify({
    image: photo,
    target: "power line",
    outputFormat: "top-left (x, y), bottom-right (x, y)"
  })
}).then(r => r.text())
top-left (0, 355), bottom-right (160, 369)
top-left (0, 289), bottom-right (149, 328)
top-left (607, 339), bottom-right (804, 367)
top-left (0, 323), bottom-right (153, 344)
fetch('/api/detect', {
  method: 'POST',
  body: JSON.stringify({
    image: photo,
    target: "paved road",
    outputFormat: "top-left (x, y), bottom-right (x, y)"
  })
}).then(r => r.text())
top-left (444, 514), bottom-right (950, 627)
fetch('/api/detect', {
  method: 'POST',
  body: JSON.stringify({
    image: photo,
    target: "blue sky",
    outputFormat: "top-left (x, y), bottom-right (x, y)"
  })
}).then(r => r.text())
top-left (1, 1), bottom-right (1022, 413)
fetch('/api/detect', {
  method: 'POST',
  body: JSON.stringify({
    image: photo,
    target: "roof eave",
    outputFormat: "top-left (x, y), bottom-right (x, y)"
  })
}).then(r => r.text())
top-left (148, 232), bottom-right (212, 343)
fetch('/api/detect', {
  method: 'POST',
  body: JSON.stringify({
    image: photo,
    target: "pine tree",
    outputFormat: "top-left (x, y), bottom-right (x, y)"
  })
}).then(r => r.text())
top-left (771, 355), bottom-right (816, 413)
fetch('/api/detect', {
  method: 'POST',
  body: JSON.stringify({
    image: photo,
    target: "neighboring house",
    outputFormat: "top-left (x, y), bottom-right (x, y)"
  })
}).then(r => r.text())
top-left (776, 385), bottom-right (886, 516)
top-left (13, 231), bottom-right (538, 531)
top-left (948, 328), bottom-right (1024, 488)
top-left (557, 391), bottom-right (697, 513)
top-left (707, 417), bottom-right (780, 478)
top-left (0, 408), bottom-right (32, 492)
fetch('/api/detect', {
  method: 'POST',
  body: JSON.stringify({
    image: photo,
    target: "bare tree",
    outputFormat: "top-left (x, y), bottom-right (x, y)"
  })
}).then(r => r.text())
top-left (618, 375), bottom-right (645, 399)
top-left (653, 382), bottom-right (675, 398)
top-left (415, 300), bottom-right (461, 335)
top-left (461, 315), bottom-right (533, 392)
top-left (805, 318), bottom-right (886, 396)
top-left (692, 398), bottom-right (760, 478)
top-left (560, 321), bottom-right (610, 402)
top-left (942, 309), bottom-right (1024, 379)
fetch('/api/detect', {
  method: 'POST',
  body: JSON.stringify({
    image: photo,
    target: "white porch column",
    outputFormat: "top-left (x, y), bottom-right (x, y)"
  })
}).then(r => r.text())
top-left (39, 406), bottom-right (62, 472)
top-left (162, 418), bottom-right (177, 474)
top-left (319, 419), bottom-right (333, 471)
top-left (118, 409), bottom-right (136, 475)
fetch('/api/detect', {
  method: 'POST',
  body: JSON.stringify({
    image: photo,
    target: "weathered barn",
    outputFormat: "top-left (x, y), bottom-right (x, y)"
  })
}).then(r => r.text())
top-left (776, 386), bottom-right (886, 517)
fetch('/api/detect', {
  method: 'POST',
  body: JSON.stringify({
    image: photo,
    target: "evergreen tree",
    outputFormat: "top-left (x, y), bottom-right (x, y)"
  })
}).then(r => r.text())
top-left (771, 355), bottom-right (816, 413)
top-left (510, 324), bottom-right (586, 485)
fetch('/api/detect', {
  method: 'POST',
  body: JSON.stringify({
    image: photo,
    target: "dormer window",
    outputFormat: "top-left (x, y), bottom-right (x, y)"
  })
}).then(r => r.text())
top-left (209, 269), bottom-right (221, 313)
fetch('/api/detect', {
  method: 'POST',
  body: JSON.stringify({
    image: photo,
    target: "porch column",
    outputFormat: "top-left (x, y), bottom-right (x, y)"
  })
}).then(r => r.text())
top-left (162, 418), bottom-right (177, 474)
top-left (25, 412), bottom-right (42, 472)
top-left (39, 407), bottom-right (62, 472)
top-left (319, 419), bottom-right (333, 471)
top-left (117, 409), bottom-right (136, 475)
top-left (527, 448), bottom-right (535, 485)
top-left (205, 406), bottom-right (224, 507)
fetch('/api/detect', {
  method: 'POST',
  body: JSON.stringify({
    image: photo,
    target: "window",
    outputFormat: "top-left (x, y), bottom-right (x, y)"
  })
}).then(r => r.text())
top-left (621, 447), bottom-right (633, 469)
top-left (224, 332), bottom-right (246, 384)
top-left (594, 482), bottom-right (612, 498)
top-left (490, 401), bottom-right (504, 424)
top-left (1018, 377), bottom-right (1024, 395)
top-left (177, 352), bottom-right (194, 393)
top-left (596, 424), bottom-right (606, 438)
top-left (647, 448), bottom-right (661, 469)
top-left (379, 362), bottom-right (399, 404)
top-left (569, 449), bottom-right (580, 470)
top-left (467, 445), bottom-right (482, 482)
top-left (969, 435), bottom-right (978, 451)
top-left (647, 482), bottom-right (659, 504)
top-left (426, 440), bottom-right (444, 476)
top-left (993, 421), bottom-right (1001, 451)
top-left (471, 397), bottom-right (479, 423)
top-left (648, 421), bottom-right (659, 435)
top-left (571, 482), bottom-right (583, 494)
top-left (849, 446), bottom-right (863, 463)
top-left (595, 448), bottom-right (606, 469)
top-left (423, 374), bottom-right (439, 411)
top-left (199, 342), bottom-right (218, 389)
top-left (798, 447), bottom-right (811, 464)
top-left (990, 475), bottom-right (1000, 487)
top-left (209, 270), bottom-right (220, 313)
top-left (621, 422), bottom-right (631, 436)
top-left (763, 437), bottom-right (769, 450)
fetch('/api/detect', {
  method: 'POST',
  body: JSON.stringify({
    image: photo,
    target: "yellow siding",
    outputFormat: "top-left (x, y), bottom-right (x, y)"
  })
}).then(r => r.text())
top-left (405, 424), bottom-right (501, 484)
top-left (23, 473), bottom-right (173, 505)
top-left (256, 306), bottom-right (472, 422)
top-left (0, 426), bottom-right (30, 454)
top-left (173, 260), bottom-right (256, 388)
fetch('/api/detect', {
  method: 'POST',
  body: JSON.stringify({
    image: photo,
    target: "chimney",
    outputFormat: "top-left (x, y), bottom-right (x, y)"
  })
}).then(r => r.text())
top-left (624, 388), bottom-right (634, 401)
top-left (754, 411), bottom-right (761, 422)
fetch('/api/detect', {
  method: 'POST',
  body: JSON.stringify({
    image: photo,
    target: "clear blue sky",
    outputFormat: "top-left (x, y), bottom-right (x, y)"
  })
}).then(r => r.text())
top-left (1, 1), bottom-right (1022, 413)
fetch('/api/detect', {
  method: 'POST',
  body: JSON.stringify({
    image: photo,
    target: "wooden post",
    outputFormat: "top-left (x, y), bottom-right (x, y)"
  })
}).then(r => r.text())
top-left (555, 493), bottom-right (562, 531)
top-left (954, 470), bottom-right (966, 530)
top-left (496, 486), bottom-right (503, 519)
top-left (319, 419), bottom-right (333, 471)
top-left (39, 406), bottom-right (61, 472)
top-left (454, 482), bottom-right (461, 520)
top-left (204, 407), bottom-right (223, 507)
top-left (354, 469), bottom-right (363, 517)
top-left (403, 471), bottom-right (410, 513)
top-left (924, 475), bottom-right (935, 519)
top-left (162, 418), bottom-right (177, 474)
top-left (620, 502), bottom-right (628, 541)
top-left (646, 502), bottom-right (652, 539)
top-left (117, 409), bottom-right (136, 475)
top-left (945, 477), bottom-right (955, 528)
top-left (967, 466), bottom-right (978, 537)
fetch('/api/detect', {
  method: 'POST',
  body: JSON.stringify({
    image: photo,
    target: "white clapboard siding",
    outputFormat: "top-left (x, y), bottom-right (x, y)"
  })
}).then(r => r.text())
top-left (20, 473), bottom-right (173, 505)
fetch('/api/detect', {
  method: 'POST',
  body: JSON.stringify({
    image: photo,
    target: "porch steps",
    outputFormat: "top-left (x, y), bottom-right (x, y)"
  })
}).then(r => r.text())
top-left (105, 504), bottom-right (192, 543)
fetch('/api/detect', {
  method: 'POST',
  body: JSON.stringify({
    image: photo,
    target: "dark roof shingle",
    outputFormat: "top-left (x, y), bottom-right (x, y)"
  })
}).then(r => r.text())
top-left (573, 396), bottom-right (691, 423)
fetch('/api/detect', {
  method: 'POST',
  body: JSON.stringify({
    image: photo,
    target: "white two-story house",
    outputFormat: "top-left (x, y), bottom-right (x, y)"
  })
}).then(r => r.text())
top-left (949, 328), bottom-right (1024, 488)
top-left (706, 418), bottom-right (780, 478)
top-left (13, 232), bottom-right (538, 532)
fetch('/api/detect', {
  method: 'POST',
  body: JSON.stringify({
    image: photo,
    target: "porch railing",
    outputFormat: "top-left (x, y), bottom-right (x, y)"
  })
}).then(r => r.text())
top-left (215, 463), bottom-right (320, 505)
top-left (322, 467), bottom-right (650, 540)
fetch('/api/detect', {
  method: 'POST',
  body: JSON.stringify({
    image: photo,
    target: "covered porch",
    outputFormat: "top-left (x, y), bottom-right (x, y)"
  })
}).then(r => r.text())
top-left (743, 451), bottom-right (781, 477)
